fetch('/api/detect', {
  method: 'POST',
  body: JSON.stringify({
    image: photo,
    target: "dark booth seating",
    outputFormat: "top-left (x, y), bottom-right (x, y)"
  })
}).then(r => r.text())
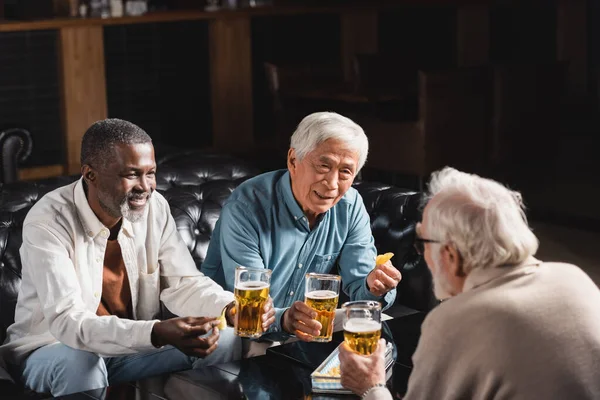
top-left (0, 150), bottom-right (436, 398)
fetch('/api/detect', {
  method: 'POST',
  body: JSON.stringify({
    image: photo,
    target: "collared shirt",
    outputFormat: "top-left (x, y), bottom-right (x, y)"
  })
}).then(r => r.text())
top-left (202, 170), bottom-right (395, 337)
top-left (462, 257), bottom-right (542, 292)
top-left (1, 179), bottom-right (234, 364)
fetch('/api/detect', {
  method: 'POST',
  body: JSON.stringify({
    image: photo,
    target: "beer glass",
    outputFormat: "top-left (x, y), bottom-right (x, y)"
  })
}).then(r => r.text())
top-left (234, 267), bottom-right (271, 338)
top-left (304, 273), bottom-right (341, 342)
top-left (342, 300), bottom-right (382, 355)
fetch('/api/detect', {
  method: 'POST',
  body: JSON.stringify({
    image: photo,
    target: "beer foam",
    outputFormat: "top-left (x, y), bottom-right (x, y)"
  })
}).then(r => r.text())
top-left (235, 281), bottom-right (269, 290)
top-left (306, 290), bottom-right (338, 299)
top-left (344, 318), bottom-right (381, 333)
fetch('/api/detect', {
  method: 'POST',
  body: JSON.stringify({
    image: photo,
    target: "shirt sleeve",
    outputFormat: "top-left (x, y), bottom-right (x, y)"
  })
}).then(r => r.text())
top-left (217, 200), bottom-right (268, 283)
top-left (158, 200), bottom-right (234, 318)
top-left (338, 194), bottom-right (396, 309)
top-left (216, 200), bottom-right (292, 340)
top-left (21, 223), bottom-right (157, 357)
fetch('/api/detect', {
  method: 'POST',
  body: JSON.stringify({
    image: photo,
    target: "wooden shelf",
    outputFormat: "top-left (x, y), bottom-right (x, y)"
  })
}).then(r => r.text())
top-left (0, 5), bottom-right (390, 32)
top-left (0, 1), bottom-right (499, 33)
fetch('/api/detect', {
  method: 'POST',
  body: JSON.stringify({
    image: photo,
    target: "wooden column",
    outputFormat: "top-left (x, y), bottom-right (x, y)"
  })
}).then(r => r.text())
top-left (59, 25), bottom-right (108, 175)
top-left (456, 5), bottom-right (490, 67)
top-left (209, 16), bottom-right (253, 151)
top-left (557, 0), bottom-right (588, 98)
top-left (340, 11), bottom-right (378, 82)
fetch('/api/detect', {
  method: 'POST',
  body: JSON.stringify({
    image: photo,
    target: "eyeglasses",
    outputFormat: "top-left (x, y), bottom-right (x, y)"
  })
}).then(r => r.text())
top-left (414, 237), bottom-right (441, 255)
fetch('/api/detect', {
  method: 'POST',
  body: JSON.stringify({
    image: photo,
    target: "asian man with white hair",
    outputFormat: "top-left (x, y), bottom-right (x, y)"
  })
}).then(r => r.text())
top-left (339, 167), bottom-right (600, 400)
top-left (202, 112), bottom-right (402, 341)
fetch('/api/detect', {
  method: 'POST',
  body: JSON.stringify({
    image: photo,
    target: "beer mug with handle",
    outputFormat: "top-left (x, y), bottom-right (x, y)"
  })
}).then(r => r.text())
top-left (305, 273), bottom-right (341, 342)
top-left (234, 267), bottom-right (272, 338)
top-left (342, 300), bottom-right (382, 355)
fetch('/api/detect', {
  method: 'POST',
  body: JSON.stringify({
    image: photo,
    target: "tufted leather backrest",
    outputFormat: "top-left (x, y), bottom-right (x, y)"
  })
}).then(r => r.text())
top-left (353, 182), bottom-right (437, 311)
top-left (0, 152), bottom-right (434, 343)
top-left (0, 128), bottom-right (33, 185)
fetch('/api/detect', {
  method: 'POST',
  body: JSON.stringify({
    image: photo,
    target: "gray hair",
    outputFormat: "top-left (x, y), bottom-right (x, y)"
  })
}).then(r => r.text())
top-left (423, 167), bottom-right (539, 274)
top-left (81, 118), bottom-right (152, 170)
top-left (290, 112), bottom-right (369, 171)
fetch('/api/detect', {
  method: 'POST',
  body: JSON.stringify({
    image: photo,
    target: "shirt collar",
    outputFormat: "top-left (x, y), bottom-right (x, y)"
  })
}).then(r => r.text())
top-left (278, 170), bottom-right (309, 222)
top-left (74, 178), bottom-right (135, 239)
top-left (462, 256), bottom-right (542, 292)
top-left (121, 216), bottom-right (135, 238)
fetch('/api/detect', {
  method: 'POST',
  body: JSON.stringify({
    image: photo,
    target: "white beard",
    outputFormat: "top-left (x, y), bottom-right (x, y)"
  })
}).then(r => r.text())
top-left (119, 200), bottom-right (146, 223)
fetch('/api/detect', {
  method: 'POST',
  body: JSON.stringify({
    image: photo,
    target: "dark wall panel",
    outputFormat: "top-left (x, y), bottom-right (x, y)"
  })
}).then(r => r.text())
top-left (104, 21), bottom-right (212, 149)
top-left (0, 30), bottom-right (62, 167)
top-left (379, 6), bottom-right (457, 69)
top-left (490, 2), bottom-right (557, 64)
top-left (252, 14), bottom-right (341, 65)
top-left (251, 14), bottom-right (342, 144)
top-left (590, 0), bottom-right (600, 103)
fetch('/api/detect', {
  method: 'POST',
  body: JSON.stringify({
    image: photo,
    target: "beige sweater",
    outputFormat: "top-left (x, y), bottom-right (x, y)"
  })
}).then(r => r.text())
top-left (400, 258), bottom-right (600, 400)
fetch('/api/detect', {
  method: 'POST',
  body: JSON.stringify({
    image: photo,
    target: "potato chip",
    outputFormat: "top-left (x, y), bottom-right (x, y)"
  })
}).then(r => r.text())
top-left (218, 304), bottom-right (235, 330)
top-left (218, 314), bottom-right (228, 330)
top-left (376, 252), bottom-right (394, 265)
top-left (325, 365), bottom-right (341, 377)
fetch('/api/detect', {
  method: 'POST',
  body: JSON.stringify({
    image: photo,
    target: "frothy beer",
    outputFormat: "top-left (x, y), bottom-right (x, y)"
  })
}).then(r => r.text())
top-left (305, 290), bottom-right (338, 342)
top-left (234, 281), bottom-right (269, 338)
top-left (343, 318), bottom-right (382, 355)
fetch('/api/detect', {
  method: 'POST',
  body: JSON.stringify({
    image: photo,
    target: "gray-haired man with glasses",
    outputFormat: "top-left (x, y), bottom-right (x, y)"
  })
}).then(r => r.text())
top-left (339, 167), bottom-right (600, 400)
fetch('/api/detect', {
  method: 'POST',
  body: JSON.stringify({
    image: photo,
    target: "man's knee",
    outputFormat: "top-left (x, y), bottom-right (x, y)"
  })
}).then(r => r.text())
top-left (53, 349), bottom-right (107, 382)
top-left (22, 344), bottom-right (108, 396)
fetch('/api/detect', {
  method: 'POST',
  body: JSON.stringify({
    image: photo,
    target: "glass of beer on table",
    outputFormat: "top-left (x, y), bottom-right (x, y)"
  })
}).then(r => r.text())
top-left (342, 300), bottom-right (382, 355)
top-left (234, 266), bottom-right (272, 338)
top-left (304, 273), bottom-right (341, 342)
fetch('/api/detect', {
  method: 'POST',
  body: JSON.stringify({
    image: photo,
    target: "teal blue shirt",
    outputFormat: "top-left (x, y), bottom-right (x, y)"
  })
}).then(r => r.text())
top-left (202, 170), bottom-right (396, 338)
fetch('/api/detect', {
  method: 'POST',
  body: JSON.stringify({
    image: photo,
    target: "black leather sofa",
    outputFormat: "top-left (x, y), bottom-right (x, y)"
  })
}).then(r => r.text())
top-left (0, 149), bottom-right (435, 398)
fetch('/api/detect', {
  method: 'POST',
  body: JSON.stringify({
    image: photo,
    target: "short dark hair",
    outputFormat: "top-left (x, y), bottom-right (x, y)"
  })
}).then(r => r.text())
top-left (80, 118), bottom-right (152, 170)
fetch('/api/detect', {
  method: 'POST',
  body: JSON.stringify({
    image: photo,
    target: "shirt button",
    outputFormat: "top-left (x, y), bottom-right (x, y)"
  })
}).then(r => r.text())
top-left (326, 256), bottom-right (331, 260)
top-left (298, 263), bottom-right (302, 269)
top-left (101, 230), bottom-right (108, 237)
top-left (94, 292), bottom-right (100, 298)
top-left (289, 291), bottom-right (294, 296)
top-left (96, 257), bottom-right (102, 263)
top-left (294, 216), bottom-right (298, 220)
top-left (88, 231), bottom-right (94, 237)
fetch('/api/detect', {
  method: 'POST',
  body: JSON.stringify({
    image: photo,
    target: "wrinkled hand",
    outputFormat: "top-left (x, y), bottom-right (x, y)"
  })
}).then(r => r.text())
top-left (151, 316), bottom-right (220, 358)
top-left (339, 338), bottom-right (387, 396)
top-left (367, 261), bottom-right (402, 297)
top-left (282, 301), bottom-right (322, 341)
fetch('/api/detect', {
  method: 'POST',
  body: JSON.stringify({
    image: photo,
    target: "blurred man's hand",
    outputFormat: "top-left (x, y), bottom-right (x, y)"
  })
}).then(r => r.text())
top-left (339, 338), bottom-right (387, 396)
top-left (151, 317), bottom-right (220, 358)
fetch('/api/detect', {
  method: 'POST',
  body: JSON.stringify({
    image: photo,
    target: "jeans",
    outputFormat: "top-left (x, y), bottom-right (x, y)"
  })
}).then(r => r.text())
top-left (17, 327), bottom-right (241, 397)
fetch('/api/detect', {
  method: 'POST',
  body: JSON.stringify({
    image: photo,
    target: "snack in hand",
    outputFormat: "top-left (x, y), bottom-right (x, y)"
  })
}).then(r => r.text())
top-left (376, 252), bottom-right (394, 266)
top-left (218, 304), bottom-right (236, 330)
top-left (218, 314), bottom-right (228, 330)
